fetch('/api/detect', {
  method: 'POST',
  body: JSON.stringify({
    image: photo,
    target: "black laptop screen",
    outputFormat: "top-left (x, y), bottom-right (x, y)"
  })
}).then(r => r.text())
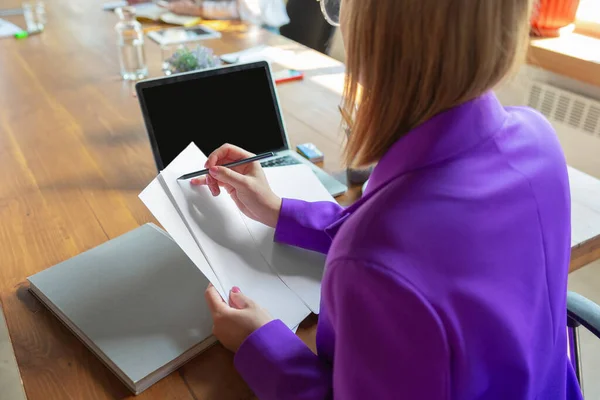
top-left (138, 64), bottom-right (287, 168)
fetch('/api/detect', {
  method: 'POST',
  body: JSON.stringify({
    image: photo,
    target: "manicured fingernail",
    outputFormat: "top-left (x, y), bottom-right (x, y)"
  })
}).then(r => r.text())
top-left (190, 178), bottom-right (199, 185)
top-left (231, 286), bottom-right (241, 293)
top-left (209, 166), bottom-right (219, 176)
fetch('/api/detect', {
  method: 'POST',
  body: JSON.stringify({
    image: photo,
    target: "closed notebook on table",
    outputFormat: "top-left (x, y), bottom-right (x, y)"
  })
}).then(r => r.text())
top-left (27, 223), bottom-right (217, 395)
top-left (28, 149), bottom-right (333, 394)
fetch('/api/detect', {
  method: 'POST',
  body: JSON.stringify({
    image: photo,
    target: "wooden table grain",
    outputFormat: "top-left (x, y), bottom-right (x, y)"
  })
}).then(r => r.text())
top-left (568, 167), bottom-right (600, 272)
top-left (0, 0), bottom-right (599, 399)
top-left (0, 1), bottom-right (351, 399)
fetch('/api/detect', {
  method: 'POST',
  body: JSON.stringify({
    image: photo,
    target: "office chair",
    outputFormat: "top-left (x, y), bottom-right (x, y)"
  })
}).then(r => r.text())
top-left (567, 291), bottom-right (600, 398)
top-left (280, 0), bottom-right (336, 54)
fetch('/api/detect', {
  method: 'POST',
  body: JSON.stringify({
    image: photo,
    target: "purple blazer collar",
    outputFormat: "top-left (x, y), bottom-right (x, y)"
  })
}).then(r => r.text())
top-left (324, 92), bottom-right (509, 239)
top-left (364, 92), bottom-right (508, 196)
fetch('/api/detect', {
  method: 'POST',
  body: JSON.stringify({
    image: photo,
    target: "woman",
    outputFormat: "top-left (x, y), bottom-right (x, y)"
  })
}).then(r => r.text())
top-left (194, 0), bottom-right (581, 398)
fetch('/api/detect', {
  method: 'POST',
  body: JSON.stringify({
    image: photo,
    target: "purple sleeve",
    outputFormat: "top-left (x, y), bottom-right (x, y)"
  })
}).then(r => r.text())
top-left (274, 199), bottom-right (344, 254)
top-left (234, 320), bottom-right (333, 399)
top-left (234, 259), bottom-right (451, 399)
top-left (325, 259), bottom-right (451, 399)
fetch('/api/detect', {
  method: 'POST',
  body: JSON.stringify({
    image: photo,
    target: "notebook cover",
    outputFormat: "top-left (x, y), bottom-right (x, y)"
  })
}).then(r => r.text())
top-left (28, 223), bottom-right (214, 393)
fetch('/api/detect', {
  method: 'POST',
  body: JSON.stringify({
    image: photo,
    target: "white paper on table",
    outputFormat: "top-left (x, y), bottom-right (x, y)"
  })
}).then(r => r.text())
top-left (240, 165), bottom-right (336, 313)
top-left (139, 176), bottom-right (227, 299)
top-left (0, 18), bottom-right (22, 39)
top-left (130, 3), bottom-right (164, 20)
top-left (221, 46), bottom-right (300, 66)
top-left (152, 144), bottom-right (311, 328)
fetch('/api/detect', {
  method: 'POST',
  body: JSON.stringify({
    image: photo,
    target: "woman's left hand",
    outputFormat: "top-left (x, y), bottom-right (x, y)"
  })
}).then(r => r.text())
top-left (205, 284), bottom-right (273, 352)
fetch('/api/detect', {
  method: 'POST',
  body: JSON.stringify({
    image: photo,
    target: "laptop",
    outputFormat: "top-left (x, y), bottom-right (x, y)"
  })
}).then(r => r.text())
top-left (135, 61), bottom-right (348, 197)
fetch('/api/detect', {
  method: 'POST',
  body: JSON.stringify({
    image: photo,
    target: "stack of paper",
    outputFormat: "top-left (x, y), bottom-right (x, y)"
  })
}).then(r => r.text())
top-left (139, 143), bottom-right (336, 327)
top-left (0, 18), bottom-right (22, 39)
top-left (220, 45), bottom-right (341, 71)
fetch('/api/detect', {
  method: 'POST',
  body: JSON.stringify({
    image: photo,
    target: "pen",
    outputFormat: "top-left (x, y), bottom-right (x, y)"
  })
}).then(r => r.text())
top-left (0, 8), bottom-right (23, 17)
top-left (177, 152), bottom-right (275, 180)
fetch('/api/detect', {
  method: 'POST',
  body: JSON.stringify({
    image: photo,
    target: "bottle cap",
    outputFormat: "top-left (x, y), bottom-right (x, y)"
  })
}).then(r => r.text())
top-left (115, 6), bottom-right (136, 20)
top-left (14, 31), bottom-right (29, 39)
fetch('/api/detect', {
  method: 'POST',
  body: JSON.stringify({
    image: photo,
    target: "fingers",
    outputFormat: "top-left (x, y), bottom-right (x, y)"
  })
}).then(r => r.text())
top-left (204, 284), bottom-right (228, 315)
top-left (190, 176), bottom-right (207, 186)
top-left (208, 166), bottom-right (249, 189)
top-left (206, 174), bottom-right (220, 196)
top-left (190, 176), bottom-right (235, 200)
top-left (196, 144), bottom-right (256, 188)
top-left (189, 175), bottom-right (220, 196)
top-left (205, 144), bottom-right (255, 169)
top-left (206, 284), bottom-right (255, 314)
top-left (229, 286), bottom-right (253, 309)
top-left (189, 176), bottom-right (231, 189)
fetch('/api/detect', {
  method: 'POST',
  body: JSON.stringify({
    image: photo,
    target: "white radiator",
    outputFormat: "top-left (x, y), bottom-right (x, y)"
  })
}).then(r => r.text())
top-left (527, 81), bottom-right (600, 137)
top-left (518, 80), bottom-right (600, 178)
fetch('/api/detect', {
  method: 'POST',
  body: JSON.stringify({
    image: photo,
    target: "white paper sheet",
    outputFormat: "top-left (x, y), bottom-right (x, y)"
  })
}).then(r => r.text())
top-left (240, 165), bottom-right (336, 313)
top-left (0, 18), bottom-right (22, 39)
top-left (130, 3), bottom-right (164, 20)
top-left (139, 176), bottom-right (227, 299)
top-left (142, 144), bottom-right (311, 328)
top-left (220, 45), bottom-right (295, 64)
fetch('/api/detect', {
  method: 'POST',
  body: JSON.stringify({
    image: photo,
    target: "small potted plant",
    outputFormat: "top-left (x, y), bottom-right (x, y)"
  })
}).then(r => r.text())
top-left (162, 45), bottom-right (222, 75)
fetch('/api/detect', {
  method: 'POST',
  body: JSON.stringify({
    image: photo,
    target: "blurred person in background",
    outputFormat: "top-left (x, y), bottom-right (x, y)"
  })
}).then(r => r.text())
top-left (128, 0), bottom-right (289, 30)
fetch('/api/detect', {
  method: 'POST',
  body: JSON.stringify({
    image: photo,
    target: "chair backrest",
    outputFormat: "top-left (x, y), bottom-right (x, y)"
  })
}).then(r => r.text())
top-left (567, 291), bottom-right (600, 399)
top-left (280, 0), bottom-right (335, 54)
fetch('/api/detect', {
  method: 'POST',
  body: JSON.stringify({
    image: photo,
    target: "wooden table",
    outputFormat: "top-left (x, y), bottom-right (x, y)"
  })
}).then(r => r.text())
top-left (568, 167), bottom-right (600, 272)
top-left (0, 0), bottom-right (599, 399)
top-left (0, 1), bottom-right (351, 399)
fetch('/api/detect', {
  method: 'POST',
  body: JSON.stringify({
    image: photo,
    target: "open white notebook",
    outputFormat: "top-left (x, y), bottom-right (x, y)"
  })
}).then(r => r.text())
top-left (139, 143), bottom-right (336, 326)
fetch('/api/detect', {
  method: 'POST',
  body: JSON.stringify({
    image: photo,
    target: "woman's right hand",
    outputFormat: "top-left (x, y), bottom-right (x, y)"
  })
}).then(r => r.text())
top-left (190, 144), bottom-right (282, 228)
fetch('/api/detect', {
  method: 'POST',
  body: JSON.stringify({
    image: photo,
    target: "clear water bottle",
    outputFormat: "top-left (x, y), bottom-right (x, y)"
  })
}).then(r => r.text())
top-left (115, 7), bottom-right (148, 80)
top-left (22, 1), bottom-right (46, 31)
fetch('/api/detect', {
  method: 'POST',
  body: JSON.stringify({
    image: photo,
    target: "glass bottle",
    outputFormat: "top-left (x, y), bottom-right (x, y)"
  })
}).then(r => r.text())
top-left (34, 1), bottom-right (46, 30)
top-left (115, 7), bottom-right (148, 80)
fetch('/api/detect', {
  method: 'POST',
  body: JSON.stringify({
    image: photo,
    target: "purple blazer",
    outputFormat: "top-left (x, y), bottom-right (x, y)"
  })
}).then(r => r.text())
top-left (234, 93), bottom-right (583, 399)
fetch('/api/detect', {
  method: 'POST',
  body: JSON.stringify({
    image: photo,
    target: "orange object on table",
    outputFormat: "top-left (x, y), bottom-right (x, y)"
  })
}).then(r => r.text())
top-left (531, 0), bottom-right (581, 37)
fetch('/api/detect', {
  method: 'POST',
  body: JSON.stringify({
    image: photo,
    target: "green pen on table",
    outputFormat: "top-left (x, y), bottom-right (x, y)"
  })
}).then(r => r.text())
top-left (14, 29), bottom-right (42, 39)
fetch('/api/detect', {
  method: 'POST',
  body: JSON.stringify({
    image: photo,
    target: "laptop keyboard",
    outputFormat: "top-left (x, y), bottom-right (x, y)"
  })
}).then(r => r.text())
top-left (260, 155), bottom-right (301, 168)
